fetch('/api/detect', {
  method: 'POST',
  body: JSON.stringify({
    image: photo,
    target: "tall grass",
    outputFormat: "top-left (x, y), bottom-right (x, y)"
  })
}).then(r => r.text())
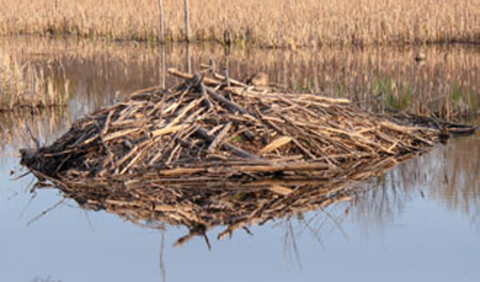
top-left (0, 53), bottom-right (69, 111)
top-left (0, 0), bottom-right (479, 46)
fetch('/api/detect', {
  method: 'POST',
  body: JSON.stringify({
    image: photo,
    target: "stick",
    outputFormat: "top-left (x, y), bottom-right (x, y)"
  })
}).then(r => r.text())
top-left (158, 0), bottom-right (165, 43)
top-left (195, 127), bottom-right (259, 159)
top-left (205, 87), bottom-right (250, 115)
top-left (168, 68), bottom-right (222, 86)
top-left (184, 0), bottom-right (190, 42)
top-left (207, 122), bottom-right (232, 153)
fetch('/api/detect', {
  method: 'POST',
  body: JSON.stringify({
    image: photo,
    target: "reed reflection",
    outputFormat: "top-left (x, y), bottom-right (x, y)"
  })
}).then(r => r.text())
top-left (1, 37), bottom-right (480, 116)
top-left (0, 110), bottom-right (70, 155)
top-left (351, 130), bottom-right (480, 228)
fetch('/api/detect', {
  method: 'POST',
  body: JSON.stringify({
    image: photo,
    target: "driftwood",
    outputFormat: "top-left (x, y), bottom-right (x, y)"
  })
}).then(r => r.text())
top-left (19, 68), bottom-right (476, 245)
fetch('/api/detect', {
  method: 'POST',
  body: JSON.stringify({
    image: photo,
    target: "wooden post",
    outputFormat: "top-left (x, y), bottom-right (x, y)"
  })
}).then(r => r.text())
top-left (158, 0), bottom-right (165, 43)
top-left (184, 0), bottom-right (190, 42)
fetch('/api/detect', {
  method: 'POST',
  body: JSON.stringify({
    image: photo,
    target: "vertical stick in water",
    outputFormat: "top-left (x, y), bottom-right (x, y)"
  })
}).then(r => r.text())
top-left (161, 45), bottom-right (166, 88)
top-left (184, 0), bottom-right (190, 42)
top-left (158, 0), bottom-right (165, 43)
top-left (186, 43), bottom-right (191, 73)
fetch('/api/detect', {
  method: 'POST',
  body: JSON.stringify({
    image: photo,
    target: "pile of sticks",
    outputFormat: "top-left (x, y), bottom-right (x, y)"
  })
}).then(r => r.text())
top-left (19, 68), bottom-right (475, 244)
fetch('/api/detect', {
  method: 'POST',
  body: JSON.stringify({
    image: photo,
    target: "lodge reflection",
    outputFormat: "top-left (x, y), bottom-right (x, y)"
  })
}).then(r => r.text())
top-left (15, 132), bottom-right (480, 245)
top-left (6, 113), bottom-right (478, 246)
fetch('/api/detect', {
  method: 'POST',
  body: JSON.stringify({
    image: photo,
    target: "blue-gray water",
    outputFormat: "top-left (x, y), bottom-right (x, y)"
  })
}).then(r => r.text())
top-left (1, 37), bottom-right (480, 282)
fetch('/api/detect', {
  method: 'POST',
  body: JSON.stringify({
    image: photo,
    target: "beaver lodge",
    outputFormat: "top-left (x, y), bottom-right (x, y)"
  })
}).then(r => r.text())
top-left (20, 67), bottom-right (476, 246)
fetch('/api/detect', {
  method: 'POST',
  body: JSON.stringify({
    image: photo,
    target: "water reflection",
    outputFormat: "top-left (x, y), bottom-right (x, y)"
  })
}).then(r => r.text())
top-left (352, 131), bottom-right (480, 229)
top-left (1, 37), bottom-right (479, 145)
top-left (1, 37), bottom-right (480, 281)
top-left (0, 110), bottom-right (71, 155)
top-left (10, 122), bottom-right (480, 248)
top-left (1, 37), bottom-right (480, 115)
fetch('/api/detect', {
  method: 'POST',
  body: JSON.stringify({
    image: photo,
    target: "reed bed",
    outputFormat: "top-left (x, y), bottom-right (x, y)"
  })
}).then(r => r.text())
top-left (20, 69), bottom-right (476, 241)
top-left (1, 0), bottom-right (479, 46)
top-left (0, 53), bottom-right (69, 111)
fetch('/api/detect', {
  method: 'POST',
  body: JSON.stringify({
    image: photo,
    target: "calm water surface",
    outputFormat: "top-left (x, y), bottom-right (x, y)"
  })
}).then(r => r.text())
top-left (0, 38), bottom-right (479, 282)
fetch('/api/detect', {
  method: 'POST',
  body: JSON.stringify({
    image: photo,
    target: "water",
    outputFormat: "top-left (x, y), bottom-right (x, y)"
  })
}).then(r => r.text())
top-left (1, 37), bottom-right (479, 282)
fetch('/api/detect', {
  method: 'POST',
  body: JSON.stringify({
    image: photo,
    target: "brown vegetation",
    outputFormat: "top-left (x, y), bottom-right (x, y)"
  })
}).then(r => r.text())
top-left (1, 0), bottom-right (479, 46)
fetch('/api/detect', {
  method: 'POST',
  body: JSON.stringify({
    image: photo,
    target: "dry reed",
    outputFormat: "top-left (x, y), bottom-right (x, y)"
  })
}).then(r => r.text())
top-left (1, 0), bottom-right (479, 46)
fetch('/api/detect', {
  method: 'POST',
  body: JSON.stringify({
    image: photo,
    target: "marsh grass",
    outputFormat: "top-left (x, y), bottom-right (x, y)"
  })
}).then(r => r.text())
top-left (438, 84), bottom-right (475, 120)
top-left (452, 84), bottom-right (473, 113)
top-left (372, 77), bottom-right (413, 111)
top-left (371, 75), bottom-right (477, 120)
top-left (0, 54), bottom-right (70, 111)
top-left (1, 0), bottom-right (479, 47)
